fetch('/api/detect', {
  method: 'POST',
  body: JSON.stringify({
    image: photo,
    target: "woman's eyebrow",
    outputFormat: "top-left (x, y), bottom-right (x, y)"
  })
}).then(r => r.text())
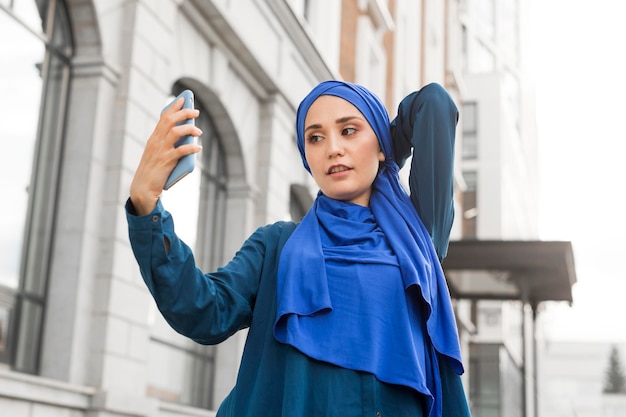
top-left (304, 115), bottom-right (364, 133)
top-left (304, 123), bottom-right (322, 133)
top-left (336, 115), bottom-right (363, 124)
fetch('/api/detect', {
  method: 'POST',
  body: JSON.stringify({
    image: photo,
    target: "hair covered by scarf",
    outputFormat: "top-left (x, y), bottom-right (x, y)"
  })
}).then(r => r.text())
top-left (295, 81), bottom-right (396, 171)
top-left (275, 80), bottom-right (463, 417)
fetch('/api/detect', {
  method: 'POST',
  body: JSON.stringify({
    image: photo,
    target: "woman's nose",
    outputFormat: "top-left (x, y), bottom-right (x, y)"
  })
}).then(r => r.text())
top-left (326, 135), bottom-right (344, 158)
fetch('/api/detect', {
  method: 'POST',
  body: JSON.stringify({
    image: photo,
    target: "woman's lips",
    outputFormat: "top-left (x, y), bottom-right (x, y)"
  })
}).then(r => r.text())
top-left (327, 165), bottom-right (351, 175)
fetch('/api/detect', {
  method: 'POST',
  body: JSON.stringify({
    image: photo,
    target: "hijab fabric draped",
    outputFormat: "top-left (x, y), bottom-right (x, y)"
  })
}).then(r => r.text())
top-left (274, 80), bottom-right (463, 417)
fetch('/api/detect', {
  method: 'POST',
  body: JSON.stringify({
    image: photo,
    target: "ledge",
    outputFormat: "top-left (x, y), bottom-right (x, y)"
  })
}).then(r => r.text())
top-left (0, 368), bottom-right (94, 410)
top-left (442, 240), bottom-right (577, 304)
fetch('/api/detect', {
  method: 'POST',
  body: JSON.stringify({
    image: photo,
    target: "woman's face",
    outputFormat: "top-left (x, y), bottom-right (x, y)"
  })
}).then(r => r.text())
top-left (303, 95), bottom-right (385, 206)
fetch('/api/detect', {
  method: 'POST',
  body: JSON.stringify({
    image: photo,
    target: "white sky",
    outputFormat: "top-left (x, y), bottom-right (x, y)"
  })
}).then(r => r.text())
top-left (531, 0), bottom-right (626, 342)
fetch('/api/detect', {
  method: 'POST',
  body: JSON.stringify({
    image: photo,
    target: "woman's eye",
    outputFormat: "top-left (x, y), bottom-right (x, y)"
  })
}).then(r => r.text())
top-left (308, 134), bottom-right (323, 143)
top-left (342, 127), bottom-right (357, 136)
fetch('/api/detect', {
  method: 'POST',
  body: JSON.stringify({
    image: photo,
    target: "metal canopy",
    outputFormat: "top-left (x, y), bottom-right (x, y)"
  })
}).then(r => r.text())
top-left (442, 240), bottom-right (577, 304)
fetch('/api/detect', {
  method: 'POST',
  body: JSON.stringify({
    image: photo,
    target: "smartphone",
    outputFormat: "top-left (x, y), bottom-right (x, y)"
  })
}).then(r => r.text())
top-left (162, 89), bottom-right (195, 190)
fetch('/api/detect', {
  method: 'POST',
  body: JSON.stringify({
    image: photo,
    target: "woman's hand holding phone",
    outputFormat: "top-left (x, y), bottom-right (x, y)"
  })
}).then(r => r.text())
top-left (130, 90), bottom-right (202, 216)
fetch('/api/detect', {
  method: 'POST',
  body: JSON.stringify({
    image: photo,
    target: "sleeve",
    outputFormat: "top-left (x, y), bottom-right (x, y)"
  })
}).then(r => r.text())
top-left (125, 198), bottom-right (267, 344)
top-left (390, 83), bottom-right (458, 260)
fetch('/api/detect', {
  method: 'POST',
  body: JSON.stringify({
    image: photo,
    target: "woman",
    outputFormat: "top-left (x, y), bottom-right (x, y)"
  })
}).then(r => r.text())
top-left (126, 80), bottom-right (471, 416)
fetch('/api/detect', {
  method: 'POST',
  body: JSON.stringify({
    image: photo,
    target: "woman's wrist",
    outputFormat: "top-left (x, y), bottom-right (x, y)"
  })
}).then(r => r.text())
top-left (129, 193), bottom-right (158, 216)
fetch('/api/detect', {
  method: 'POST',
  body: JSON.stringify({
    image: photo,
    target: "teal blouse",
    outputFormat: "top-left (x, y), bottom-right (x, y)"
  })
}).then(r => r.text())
top-left (126, 201), bottom-right (470, 417)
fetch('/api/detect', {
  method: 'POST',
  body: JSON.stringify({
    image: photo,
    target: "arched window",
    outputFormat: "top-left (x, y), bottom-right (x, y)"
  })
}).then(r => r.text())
top-left (148, 84), bottom-right (228, 409)
top-left (0, 0), bottom-right (73, 373)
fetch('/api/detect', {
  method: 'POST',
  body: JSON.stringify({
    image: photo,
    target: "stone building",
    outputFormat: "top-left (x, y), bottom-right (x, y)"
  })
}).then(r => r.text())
top-left (0, 1), bottom-right (575, 416)
top-left (0, 1), bottom-right (465, 416)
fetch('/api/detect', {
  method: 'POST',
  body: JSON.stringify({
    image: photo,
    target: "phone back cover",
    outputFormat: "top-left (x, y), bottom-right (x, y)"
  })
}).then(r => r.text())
top-left (163, 89), bottom-right (195, 190)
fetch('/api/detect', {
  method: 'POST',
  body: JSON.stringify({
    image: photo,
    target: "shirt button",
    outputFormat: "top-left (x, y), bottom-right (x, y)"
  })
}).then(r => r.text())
top-left (152, 215), bottom-right (159, 222)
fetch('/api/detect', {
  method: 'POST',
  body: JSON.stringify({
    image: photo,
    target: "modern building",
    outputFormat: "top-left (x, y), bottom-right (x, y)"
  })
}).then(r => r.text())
top-left (0, 1), bottom-right (575, 416)
top-left (440, 1), bottom-right (577, 416)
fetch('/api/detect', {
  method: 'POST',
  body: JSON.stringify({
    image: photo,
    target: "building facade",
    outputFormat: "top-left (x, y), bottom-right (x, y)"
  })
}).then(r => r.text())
top-left (0, 1), bottom-right (472, 416)
top-left (454, 1), bottom-right (546, 417)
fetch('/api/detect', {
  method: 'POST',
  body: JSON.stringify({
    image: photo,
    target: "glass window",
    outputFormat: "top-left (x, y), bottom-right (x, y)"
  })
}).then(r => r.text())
top-left (499, 343), bottom-right (523, 416)
top-left (0, 4), bottom-right (44, 292)
top-left (0, 290), bottom-right (15, 363)
top-left (150, 86), bottom-right (228, 409)
top-left (0, 0), bottom-right (72, 373)
top-left (462, 170), bottom-right (478, 239)
top-left (463, 171), bottom-right (477, 194)
top-left (470, 343), bottom-right (502, 416)
top-left (462, 102), bottom-right (478, 160)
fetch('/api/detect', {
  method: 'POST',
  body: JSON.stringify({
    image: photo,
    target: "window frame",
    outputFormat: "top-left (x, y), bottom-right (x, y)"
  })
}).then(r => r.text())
top-left (0, 0), bottom-right (73, 375)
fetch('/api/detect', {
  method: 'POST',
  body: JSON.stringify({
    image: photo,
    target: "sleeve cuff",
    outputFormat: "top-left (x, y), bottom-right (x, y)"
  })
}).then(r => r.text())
top-left (125, 197), bottom-right (167, 232)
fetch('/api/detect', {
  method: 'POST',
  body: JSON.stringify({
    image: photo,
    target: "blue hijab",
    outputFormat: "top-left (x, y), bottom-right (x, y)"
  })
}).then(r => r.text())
top-left (274, 80), bottom-right (463, 416)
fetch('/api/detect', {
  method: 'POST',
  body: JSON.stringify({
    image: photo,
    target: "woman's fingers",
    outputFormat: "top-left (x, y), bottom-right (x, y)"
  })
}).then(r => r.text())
top-left (129, 101), bottom-right (202, 215)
